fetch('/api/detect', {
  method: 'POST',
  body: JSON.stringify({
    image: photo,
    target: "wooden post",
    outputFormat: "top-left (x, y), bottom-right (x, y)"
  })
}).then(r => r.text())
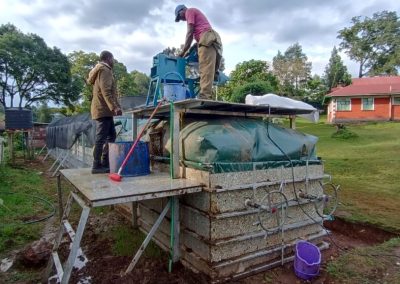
top-left (289, 116), bottom-right (296, 129)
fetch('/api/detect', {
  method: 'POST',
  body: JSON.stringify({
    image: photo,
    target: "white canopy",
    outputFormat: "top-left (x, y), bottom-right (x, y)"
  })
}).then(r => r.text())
top-left (245, 93), bottom-right (319, 123)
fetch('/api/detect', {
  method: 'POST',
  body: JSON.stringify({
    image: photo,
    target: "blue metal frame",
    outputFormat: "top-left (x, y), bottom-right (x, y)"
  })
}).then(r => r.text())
top-left (146, 46), bottom-right (226, 105)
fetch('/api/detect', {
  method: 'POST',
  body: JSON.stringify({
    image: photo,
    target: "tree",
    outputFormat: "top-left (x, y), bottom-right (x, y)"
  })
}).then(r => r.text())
top-left (36, 103), bottom-right (52, 123)
top-left (323, 47), bottom-right (352, 91)
top-left (0, 24), bottom-right (79, 109)
top-left (219, 60), bottom-right (278, 101)
top-left (113, 61), bottom-right (137, 96)
top-left (230, 81), bottom-right (275, 103)
top-left (130, 71), bottom-right (150, 96)
top-left (304, 75), bottom-right (328, 107)
top-left (68, 50), bottom-right (98, 112)
top-left (338, 11), bottom-right (400, 77)
top-left (68, 50), bottom-right (139, 113)
top-left (162, 46), bottom-right (182, 57)
top-left (272, 43), bottom-right (312, 97)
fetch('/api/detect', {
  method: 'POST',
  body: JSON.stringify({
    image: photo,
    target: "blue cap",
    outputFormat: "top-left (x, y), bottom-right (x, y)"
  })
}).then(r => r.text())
top-left (175, 4), bottom-right (186, 22)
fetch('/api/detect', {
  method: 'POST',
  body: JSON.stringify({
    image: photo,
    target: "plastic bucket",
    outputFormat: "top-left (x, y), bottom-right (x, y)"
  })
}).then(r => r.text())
top-left (162, 72), bottom-right (187, 102)
top-left (109, 141), bottom-right (150, 177)
top-left (294, 241), bottom-right (321, 280)
top-left (163, 83), bottom-right (186, 102)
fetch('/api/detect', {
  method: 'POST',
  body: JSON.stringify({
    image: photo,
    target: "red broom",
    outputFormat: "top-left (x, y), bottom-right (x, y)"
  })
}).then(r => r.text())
top-left (109, 100), bottom-right (164, 182)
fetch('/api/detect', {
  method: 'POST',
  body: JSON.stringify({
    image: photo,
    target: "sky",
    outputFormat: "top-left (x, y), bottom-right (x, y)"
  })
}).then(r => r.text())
top-left (0, 0), bottom-right (399, 78)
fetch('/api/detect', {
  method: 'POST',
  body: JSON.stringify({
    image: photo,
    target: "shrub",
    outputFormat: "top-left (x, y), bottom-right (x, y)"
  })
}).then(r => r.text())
top-left (331, 126), bottom-right (358, 139)
top-left (230, 81), bottom-right (276, 103)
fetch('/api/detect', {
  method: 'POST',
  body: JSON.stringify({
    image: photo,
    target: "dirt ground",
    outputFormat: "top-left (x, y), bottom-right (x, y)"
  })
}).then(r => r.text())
top-left (2, 158), bottom-right (399, 284)
top-left (58, 211), bottom-right (396, 284)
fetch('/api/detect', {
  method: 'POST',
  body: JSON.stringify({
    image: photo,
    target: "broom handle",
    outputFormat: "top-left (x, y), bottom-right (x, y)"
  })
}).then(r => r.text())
top-left (117, 100), bottom-right (164, 175)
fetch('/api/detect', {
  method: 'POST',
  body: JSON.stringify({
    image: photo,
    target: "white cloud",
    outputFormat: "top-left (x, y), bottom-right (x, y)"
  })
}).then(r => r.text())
top-left (0, 0), bottom-right (399, 77)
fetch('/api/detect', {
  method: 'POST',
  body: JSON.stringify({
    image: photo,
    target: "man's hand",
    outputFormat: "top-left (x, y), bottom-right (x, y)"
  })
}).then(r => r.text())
top-left (113, 107), bottom-right (122, 116)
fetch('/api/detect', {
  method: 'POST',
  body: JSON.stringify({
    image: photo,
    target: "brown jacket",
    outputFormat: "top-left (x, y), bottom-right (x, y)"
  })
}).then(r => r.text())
top-left (87, 62), bottom-right (121, 120)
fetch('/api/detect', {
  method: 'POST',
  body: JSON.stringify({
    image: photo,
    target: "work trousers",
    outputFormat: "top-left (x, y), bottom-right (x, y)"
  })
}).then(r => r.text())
top-left (198, 45), bottom-right (217, 99)
top-left (92, 116), bottom-right (116, 168)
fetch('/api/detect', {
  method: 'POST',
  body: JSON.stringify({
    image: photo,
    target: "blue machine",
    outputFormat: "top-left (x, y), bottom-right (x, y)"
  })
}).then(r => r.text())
top-left (146, 45), bottom-right (227, 106)
top-left (145, 53), bottom-right (193, 106)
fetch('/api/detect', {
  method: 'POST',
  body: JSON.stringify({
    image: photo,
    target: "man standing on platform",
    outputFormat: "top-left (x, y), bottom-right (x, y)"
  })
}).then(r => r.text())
top-left (87, 50), bottom-right (122, 174)
top-left (175, 4), bottom-right (223, 100)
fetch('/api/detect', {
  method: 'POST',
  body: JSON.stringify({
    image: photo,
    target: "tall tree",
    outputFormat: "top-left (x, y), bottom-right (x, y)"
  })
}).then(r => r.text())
top-left (218, 60), bottom-right (278, 101)
top-left (36, 103), bottom-right (52, 123)
top-left (130, 70), bottom-right (150, 96)
top-left (273, 43), bottom-right (312, 96)
top-left (68, 50), bottom-right (98, 112)
top-left (323, 46), bottom-right (352, 91)
top-left (0, 24), bottom-right (79, 108)
top-left (68, 50), bottom-right (138, 113)
top-left (304, 75), bottom-right (328, 106)
top-left (338, 11), bottom-right (400, 77)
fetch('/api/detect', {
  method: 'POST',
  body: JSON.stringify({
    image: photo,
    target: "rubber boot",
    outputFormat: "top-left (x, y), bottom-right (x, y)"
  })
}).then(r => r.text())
top-left (91, 161), bottom-right (109, 174)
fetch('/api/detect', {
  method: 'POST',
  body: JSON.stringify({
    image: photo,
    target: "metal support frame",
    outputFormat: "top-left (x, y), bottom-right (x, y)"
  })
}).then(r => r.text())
top-left (131, 114), bottom-right (138, 228)
top-left (37, 144), bottom-right (47, 156)
top-left (45, 189), bottom-right (91, 284)
top-left (146, 77), bottom-right (161, 106)
top-left (125, 200), bottom-right (171, 274)
top-left (42, 148), bottom-right (53, 162)
top-left (169, 103), bottom-right (181, 179)
top-left (51, 151), bottom-right (70, 177)
top-left (48, 149), bottom-right (64, 172)
top-left (47, 148), bottom-right (71, 177)
top-left (47, 173), bottom-right (184, 283)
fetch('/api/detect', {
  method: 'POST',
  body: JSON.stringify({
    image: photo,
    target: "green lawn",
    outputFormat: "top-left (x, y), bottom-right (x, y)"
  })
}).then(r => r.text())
top-left (294, 118), bottom-right (400, 232)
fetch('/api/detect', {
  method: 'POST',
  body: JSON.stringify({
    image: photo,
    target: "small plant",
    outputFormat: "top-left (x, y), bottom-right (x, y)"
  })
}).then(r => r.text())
top-left (331, 124), bottom-right (358, 139)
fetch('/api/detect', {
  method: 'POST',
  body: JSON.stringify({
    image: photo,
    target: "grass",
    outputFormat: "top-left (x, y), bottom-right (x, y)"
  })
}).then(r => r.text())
top-left (292, 118), bottom-right (400, 232)
top-left (0, 162), bottom-right (55, 254)
top-left (106, 225), bottom-right (164, 258)
top-left (327, 238), bottom-right (400, 283)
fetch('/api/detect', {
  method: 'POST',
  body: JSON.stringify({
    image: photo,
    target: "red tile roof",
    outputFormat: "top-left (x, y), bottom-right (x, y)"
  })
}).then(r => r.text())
top-left (327, 76), bottom-right (400, 97)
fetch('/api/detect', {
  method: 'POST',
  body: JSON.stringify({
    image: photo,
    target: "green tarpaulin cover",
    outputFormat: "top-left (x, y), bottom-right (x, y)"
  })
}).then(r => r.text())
top-left (175, 118), bottom-right (320, 173)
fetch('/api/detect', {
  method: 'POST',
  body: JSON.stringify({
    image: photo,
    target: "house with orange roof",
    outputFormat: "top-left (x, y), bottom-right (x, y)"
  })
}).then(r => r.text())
top-left (325, 76), bottom-right (400, 123)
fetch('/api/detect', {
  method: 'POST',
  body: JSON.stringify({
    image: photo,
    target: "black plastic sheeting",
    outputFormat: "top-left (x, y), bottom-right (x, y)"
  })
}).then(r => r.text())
top-left (46, 113), bottom-right (96, 149)
top-left (178, 118), bottom-right (321, 173)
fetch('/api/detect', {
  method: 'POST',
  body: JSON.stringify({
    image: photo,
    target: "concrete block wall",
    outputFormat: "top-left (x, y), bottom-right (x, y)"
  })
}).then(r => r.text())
top-left (136, 164), bottom-right (328, 281)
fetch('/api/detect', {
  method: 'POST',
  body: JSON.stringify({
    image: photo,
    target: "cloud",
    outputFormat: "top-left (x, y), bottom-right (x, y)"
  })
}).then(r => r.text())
top-left (0, 0), bottom-right (399, 76)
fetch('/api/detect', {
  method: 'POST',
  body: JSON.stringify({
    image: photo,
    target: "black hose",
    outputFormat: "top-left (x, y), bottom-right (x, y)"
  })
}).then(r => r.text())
top-left (0, 191), bottom-right (56, 225)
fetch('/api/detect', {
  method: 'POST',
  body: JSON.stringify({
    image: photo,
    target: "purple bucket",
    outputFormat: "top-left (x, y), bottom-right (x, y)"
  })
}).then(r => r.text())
top-left (294, 241), bottom-right (321, 280)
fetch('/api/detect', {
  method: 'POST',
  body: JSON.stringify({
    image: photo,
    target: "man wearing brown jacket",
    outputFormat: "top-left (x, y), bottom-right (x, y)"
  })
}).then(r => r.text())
top-left (87, 50), bottom-right (122, 174)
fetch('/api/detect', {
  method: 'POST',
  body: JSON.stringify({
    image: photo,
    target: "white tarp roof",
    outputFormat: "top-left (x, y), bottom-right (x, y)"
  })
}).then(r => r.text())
top-left (245, 93), bottom-right (319, 123)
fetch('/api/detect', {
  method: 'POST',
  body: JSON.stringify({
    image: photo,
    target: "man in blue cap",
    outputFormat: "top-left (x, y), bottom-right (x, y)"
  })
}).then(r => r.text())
top-left (175, 4), bottom-right (222, 100)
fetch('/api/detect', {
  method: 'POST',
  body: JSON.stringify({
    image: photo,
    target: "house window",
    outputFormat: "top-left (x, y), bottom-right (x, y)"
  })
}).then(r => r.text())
top-left (336, 98), bottom-right (351, 111)
top-left (362, 97), bottom-right (374, 110)
top-left (394, 97), bottom-right (400, 105)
